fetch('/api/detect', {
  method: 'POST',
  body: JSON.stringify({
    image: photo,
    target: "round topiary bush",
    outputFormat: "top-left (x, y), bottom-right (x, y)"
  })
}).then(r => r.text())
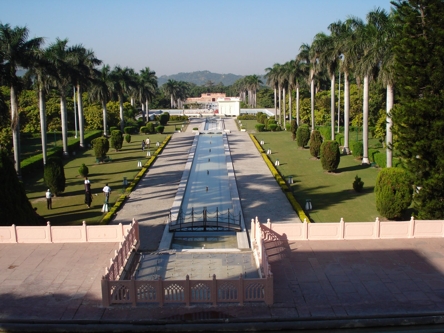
top-left (268, 124), bottom-right (277, 132)
top-left (78, 163), bottom-right (89, 178)
top-left (146, 122), bottom-right (156, 134)
top-left (296, 125), bottom-right (310, 148)
top-left (110, 130), bottom-right (124, 151)
top-left (140, 126), bottom-right (148, 134)
top-left (159, 113), bottom-right (169, 126)
top-left (309, 130), bottom-right (323, 158)
top-left (255, 124), bottom-right (265, 132)
top-left (156, 125), bottom-right (165, 134)
top-left (375, 167), bottom-right (413, 220)
top-left (125, 134), bottom-right (131, 143)
top-left (351, 141), bottom-right (363, 159)
top-left (320, 140), bottom-right (341, 172)
top-left (44, 157), bottom-right (66, 196)
top-left (92, 137), bottom-right (109, 162)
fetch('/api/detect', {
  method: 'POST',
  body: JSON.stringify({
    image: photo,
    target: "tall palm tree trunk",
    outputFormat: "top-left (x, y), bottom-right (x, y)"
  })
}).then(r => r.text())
top-left (10, 85), bottom-right (21, 175)
top-left (60, 95), bottom-right (68, 155)
top-left (289, 89), bottom-right (292, 125)
top-left (278, 85), bottom-right (282, 125)
top-left (362, 76), bottom-right (369, 164)
top-left (296, 87), bottom-right (300, 126)
top-left (38, 84), bottom-right (47, 165)
top-left (102, 101), bottom-right (107, 136)
top-left (386, 84), bottom-right (394, 168)
top-left (145, 100), bottom-right (150, 122)
top-left (119, 95), bottom-right (124, 132)
top-left (274, 88), bottom-right (277, 120)
top-left (283, 88), bottom-right (286, 129)
top-left (343, 72), bottom-right (350, 154)
top-left (330, 74), bottom-right (335, 140)
top-left (310, 72), bottom-right (315, 131)
top-left (76, 85), bottom-right (85, 148)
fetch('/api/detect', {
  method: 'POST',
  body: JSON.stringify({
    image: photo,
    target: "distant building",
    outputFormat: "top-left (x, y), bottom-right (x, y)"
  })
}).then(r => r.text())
top-left (184, 93), bottom-right (226, 110)
top-left (217, 97), bottom-right (240, 117)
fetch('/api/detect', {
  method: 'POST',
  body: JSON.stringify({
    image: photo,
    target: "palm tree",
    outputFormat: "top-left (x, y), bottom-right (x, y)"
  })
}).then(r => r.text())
top-left (296, 43), bottom-right (317, 131)
top-left (45, 38), bottom-right (79, 156)
top-left (278, 64), bottom-right (291, 128)
top-left (138, 67), bottom-right (158, 121)
top-left (329, 20), bottom-right (354, 154)
top-left (370, 8), bottom-right (396, 167)
top-left (111, 66), bottom-right (136, 132)
top-left (0, 24), bottom-right (43, 175)
top-left (24, 47), bottom-right (54, 166)
top-left (315, 31), bottom-right (340, 140)
top-left (163, 79), bottom-right (180, 108)
top-left (89, 65), bottom-right (113, 136)
top-left (265, 63), bottom-right (280, 121)
top-left (70, 46), bottom-right (101, 148)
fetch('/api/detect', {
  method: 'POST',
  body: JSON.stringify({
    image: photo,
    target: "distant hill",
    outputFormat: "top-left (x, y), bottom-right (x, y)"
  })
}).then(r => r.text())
top-left (157, 70), bottom-right (245, 86)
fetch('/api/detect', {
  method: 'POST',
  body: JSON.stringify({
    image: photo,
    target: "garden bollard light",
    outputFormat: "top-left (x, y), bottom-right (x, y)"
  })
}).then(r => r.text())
top-left (305, 199), bottom-right (312, 210)
top-left (137, 160), bottom-right (142, 168)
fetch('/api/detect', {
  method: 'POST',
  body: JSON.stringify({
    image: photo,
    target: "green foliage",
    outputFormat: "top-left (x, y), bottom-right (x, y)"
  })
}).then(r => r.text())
top-left (296, 125), bottom-right (310, 148)
top-left (237, 114), bottom-right (256, 120)
top-left (375, 168), bottom-right (413, 220)
top-left (109, 126), bottom-right (118, 133)
top-left (0, 127), bottom-right (12, 153)
top-left (259, 114), bottom-right (268, 124)
top-left (320, 140), bottom-right (340, 172)
top-left (353, 175), bottom-right (364, 192)
top-left (391, 0), bottom-right (444, 219)
top-left (290, 119), bottom-right (297, 141)
top-left (309, 130), bottom-right (323, 158)
top-left (170, 115), bottom-right (188, 122)
top-left (146, 122), bottom-right (156, 134)
top-left (368, 149), bottom-right (380, 163)
top-left (317, 126), bottom-right (331, 141)
top-left (159, 112), bottom-right (169, 126)
top-left (44, 157), bottom-right (66, 196)
top-left (374, 152), bottom-right (387, 168)
top-left (268, 124), bottom-right (277, 132)
top-left (256, 112), bottom-right (264, 122)
top-left (155, 125), bottom-right (165, 134)
top-left (139, 126), bottom-right (148, 134)
top-left (92, 137), bottom-right (109, 162)
top-left (110, 130), bottom-right (124, 151)
top-left (78, 163), bottom-right (89, 177)
top-left (125, 134), bottom-right (131, 143)
top-left (255, 124), bottom-right (265, 132)
top-left (0, 151), bottom-right (41, 226)
top-left (335, 133), bottom-right (344, 146)
top-left (124, 126), bottom-right (135, 134)
top-left (351, 141), bottom-right (363, 158)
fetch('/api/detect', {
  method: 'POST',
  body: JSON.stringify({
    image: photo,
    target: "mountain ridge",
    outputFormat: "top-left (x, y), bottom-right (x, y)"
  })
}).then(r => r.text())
top-left (157, 70), bottom-right (245, 86)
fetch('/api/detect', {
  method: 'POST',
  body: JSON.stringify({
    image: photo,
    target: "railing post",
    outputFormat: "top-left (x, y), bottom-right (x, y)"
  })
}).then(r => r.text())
top-left (303, 219), bottom-right (308, 240)
top-left (133, 218), bottom-right (140, 245)
top-left (212, 274), bottom-right (217, 306)
top-left (185, 275), bottom-right (190, 306)
top-left (131, 277), bottom-right (137, 307)
top-left (118, 223), bottom-right (124, 241)
top-left (12, 224), bottom-right (17, 243)
top-left (101, 278), bottom-right (110, 307)
top-left (81, 221), bottom-right (87, 242)
top-left (374, 217), bottom-right (380, 239)
top-left (339, 218), bottom-right (345, 240)
top-left (46, 222), bottom-right (52, 243)
top-left (408, 216), bottom-right (415, 238)
top-left (239, 274), bottom-right (244, 306)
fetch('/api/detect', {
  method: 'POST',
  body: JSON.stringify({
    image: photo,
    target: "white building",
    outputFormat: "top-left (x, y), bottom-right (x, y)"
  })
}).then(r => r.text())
top-left (217, 97), bottom-right (240, 117)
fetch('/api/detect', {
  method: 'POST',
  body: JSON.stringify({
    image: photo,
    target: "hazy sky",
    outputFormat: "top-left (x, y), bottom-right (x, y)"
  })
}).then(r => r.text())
top-left (1, 0), bottom-right (393, 77)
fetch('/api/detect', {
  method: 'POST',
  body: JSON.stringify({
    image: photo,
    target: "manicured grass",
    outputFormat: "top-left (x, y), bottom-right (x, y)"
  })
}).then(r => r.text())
top-left (253, 131), bottom-right (381, 223)
top-left (24, 121), bottom-right (186, 225)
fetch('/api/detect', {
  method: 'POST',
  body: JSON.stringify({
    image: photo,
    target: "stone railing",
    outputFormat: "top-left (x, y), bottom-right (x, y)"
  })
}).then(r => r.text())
top-left (102, 219), bottom-right (140, 281)
top-left (0, 221), bottom-right (133, 243)
top-left (101, 274), bottom-right (273, 307)
top-left (263, 217), bottom-right (444, 241)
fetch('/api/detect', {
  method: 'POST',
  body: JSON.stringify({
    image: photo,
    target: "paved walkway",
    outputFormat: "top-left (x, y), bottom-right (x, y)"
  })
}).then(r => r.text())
top-left (2, 117), bottom-right (444, 331)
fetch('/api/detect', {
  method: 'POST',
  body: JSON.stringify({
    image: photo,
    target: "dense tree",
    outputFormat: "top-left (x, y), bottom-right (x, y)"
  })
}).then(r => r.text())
top-left (44, 156), bottom-right (66, 196)
top-left (0, 23), bottom-right (43, 175)
top-left (391, 0), bottom-right (444, 219)
top-left (111, 66), bottom-right (136, 132)
top-left (89, 65), bottom-right (113, 135)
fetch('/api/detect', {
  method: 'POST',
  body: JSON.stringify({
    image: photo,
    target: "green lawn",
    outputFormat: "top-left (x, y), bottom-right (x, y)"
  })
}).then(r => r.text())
top-left (24, 121), bottom-right (186, 225)
top-left (252, 129), bottom-right (382, 223)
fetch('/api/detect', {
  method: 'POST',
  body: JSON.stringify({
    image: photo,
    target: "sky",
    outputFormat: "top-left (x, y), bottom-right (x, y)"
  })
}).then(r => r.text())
top-left (1, 0), bottom-right (394, 77)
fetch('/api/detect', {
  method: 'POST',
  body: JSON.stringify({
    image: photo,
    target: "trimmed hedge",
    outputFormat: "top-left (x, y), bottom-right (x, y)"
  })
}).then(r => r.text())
top-left (296, 125), bottom-right (310, 148)
top-left (309, 130), bottom-right (323, 158)
top-left (250, 134), bottom-right (310, 222)
top-left (255, 124), bottom-right (266, 132)
top-left (320, 140), bottom-right (341, 172)
top-left (351, 140), bottom-right (363, 158)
